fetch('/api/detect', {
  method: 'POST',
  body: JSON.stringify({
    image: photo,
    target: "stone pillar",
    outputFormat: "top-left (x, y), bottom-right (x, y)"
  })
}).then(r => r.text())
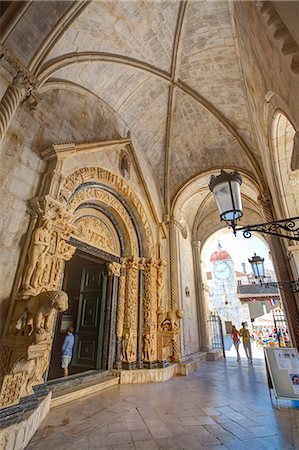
top-left (259, 194), bottom-right (299, 349)
top-left (122, 257), bottom-right (139, 368)
top-left (192, 240), bottom-right (211, 351)
top-left (0, 72), bottom-right (32, 142)
top-left (169, 219), bottom-right (182, 361)
top-left (115, 258), bottom-right (127, 369)
top-left (141, 258), bottom-right (158, 366)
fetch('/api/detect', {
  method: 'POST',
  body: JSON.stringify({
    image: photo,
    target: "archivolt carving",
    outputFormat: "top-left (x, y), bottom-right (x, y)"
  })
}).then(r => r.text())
top-left (68, 187), bottom-right (138, 255)
top-left (59, 167), bottom-right (153, 254)
top-left (74, 216), bottom-right (115, 254)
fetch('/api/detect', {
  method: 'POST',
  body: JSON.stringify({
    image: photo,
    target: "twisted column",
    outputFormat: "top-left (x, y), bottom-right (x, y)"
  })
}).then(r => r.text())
top-left (169, 219), bottom-right (182, 360)
top-left (192, 241), bottom-right (211, 351)
top-left (0, 72), bottom-right (31, 142)
top-left (259, 194), bottom-right (299, 349)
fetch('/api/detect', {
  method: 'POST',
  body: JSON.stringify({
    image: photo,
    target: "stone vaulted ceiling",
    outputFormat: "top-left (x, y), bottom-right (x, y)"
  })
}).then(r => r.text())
top-left (1, 0), bottom-right (261, 212)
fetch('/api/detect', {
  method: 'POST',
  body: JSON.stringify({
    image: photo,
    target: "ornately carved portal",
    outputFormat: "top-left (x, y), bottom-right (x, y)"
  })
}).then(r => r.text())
top-left (0, 140), bottom-right (183, 409)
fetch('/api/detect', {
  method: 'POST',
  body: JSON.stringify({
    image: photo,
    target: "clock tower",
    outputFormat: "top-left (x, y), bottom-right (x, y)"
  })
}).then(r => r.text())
top-left (209, 242), bottom-right (244, 331)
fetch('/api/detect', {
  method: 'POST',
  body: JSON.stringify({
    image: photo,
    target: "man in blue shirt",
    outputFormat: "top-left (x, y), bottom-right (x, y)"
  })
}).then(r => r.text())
top-left (61, 327), bottom-right (75, 377)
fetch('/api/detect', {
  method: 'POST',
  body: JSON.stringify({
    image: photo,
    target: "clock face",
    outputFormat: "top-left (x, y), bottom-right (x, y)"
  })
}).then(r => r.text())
top-left (213, 261), bottom-right (231, 280)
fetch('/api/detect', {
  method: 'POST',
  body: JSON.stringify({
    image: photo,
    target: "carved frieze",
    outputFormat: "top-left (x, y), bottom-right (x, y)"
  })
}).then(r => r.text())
top-left (75, 216), bottom-right (115, 254)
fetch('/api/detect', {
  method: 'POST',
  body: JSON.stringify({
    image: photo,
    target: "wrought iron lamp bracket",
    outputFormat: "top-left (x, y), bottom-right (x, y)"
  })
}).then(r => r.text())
top-left (233, 216), bottom-right (299, 242)
top-left (260, 280), bottom-right (299, 294)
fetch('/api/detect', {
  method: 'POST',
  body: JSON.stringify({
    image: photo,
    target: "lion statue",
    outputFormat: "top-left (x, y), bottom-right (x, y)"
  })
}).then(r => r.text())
top-left (158, 308), bottom-right (184, 332)
top-left (10, 290), bottom-right (68, 336)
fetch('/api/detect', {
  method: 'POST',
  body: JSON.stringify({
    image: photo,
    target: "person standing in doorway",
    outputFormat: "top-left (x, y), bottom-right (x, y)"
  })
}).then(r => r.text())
top-left (61, 327), bottom-right (75, 377)
top-left (239, 322), bottom-right (252, 364)
top-left (231, 325), bottom-right (240, 361)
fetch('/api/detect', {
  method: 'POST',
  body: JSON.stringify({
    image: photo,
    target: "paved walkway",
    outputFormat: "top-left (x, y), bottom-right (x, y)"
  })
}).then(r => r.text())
top-left (28, 355), bottom-right (299, 449)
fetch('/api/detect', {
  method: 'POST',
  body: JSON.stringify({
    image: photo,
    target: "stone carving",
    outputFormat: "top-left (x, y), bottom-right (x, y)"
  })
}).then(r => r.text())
top-left (60, 167), bottom-right (153, 252)
top-left (75, 216), bottom-right (115, 253)
top-left (9, 291), bottom-right (68, 339)
top-left (119, 150), bottom-right (130, 179)
top-left (22, 221), bottom-right (52, 290)
top-left (143, 333), bottom-right (155, 362)
top-left (158, 309), bottom-right (184, 332)
top-left (0, 372), bottom-right (24, 408)
top-left (68, 186), bottom-right (138, 255)
top-left (156, 259), bottom-right (166, 311)
top-left (123, 258), bottom-right (139, 363)
top-left (107, 262), bottom-right (121, 277)
top-left (122, 333), bottom-right (134, 363)
top-left (157, 308), bottom-right (184, 362)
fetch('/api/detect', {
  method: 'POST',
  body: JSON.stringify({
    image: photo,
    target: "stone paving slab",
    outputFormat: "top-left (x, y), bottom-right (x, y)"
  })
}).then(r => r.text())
top-left (27, 357), bottom-right (299, 449)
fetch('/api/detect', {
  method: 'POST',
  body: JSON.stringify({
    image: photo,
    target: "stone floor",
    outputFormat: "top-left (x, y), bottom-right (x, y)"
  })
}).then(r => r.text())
top-left (27, 355), bottom-right (299, 450)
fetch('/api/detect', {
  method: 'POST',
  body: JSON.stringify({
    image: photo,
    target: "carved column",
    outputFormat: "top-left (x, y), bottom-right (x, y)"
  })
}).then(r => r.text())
top-left (259, 194), bottom-right (299, 349)
top-left (169, 219), bottom-right (182, 361)
top-left (106, 262), bottom-right (121, 370)
top-left (122, 257), bottom-right (139, 368)
top-left (0, 72), bottom-right (32, 142)
top-left (115, 258), bottom-right (127, 369)
top-left (141, 258), bottom-right (158, 366)
top-left (192, 241), bottom-right (211, 351)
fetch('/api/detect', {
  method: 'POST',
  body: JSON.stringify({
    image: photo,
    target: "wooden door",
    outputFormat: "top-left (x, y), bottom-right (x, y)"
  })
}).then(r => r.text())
top-left (72, 265), bottom-right (108, 369)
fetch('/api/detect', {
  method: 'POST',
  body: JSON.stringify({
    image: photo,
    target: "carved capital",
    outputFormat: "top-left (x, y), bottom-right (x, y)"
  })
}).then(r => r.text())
top-left (107, 262), bottom-right (121, 277)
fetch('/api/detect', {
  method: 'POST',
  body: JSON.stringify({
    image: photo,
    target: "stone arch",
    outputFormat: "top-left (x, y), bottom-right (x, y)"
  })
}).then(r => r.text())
top-left (270, 110), bottom-right (298, 218)
top-left (59, 166), bottom-right (154, 256)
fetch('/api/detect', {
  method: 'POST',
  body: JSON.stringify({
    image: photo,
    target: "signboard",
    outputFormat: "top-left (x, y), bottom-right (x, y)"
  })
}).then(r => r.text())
top-left (264, 347), bottom-right (299, 400)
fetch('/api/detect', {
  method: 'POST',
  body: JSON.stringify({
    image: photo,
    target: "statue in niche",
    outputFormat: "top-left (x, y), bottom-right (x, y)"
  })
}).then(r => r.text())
top-left (9, 290), bottom-right (68, 338)
top-left (122, 332), bottom-right (133, 362)
top-left (156, 261), bottom-right (165, 312)
top-left (143, 333), bottom-right (155, 361)
top-left (119, 151), bottom-right (130, 180)
top-left (22, 221), bottom-right (52, 290)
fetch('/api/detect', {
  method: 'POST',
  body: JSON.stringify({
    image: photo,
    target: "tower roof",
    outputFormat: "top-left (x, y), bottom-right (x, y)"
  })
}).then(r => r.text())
top-left (210, 249), bottom-right (231, 262)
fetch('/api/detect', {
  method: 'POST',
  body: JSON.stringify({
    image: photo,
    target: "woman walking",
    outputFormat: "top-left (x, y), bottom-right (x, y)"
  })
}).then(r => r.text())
top-left (231, 325), bottom-right (240, 361)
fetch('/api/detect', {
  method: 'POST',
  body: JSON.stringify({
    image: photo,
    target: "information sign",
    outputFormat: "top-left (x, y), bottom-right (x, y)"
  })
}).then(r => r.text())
top-left (264, 347), bottom-right (299, 400)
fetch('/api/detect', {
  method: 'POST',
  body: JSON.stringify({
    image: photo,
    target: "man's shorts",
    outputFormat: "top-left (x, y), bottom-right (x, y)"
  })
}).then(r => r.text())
top-left (61, 355), bottom-right (72, 369)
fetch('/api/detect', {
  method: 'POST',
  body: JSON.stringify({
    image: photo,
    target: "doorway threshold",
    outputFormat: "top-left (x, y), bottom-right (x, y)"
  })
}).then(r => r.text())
top-left (48, 370), bottom-right (119, 407)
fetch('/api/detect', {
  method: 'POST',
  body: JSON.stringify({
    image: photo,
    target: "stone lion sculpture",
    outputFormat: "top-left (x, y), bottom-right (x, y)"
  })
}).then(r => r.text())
top-left (158, 309), bottom-right (184, 332)
top-left (10, 290), bottom-right (68, 336)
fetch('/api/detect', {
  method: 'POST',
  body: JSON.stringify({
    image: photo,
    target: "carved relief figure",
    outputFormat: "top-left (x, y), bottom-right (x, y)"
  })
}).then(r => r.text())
top-left (158, 309), bottom-right (184, 332)
top-left (156, 260), bottom-right (166, 311)
top-left (122, 333), bottom-right (131, 362)
top-left (22, 221), bottom-right (52, 290)
top-left (143, 333), bottom-right (155, 361)
top-left (9, 290), bottom-right (68, 338)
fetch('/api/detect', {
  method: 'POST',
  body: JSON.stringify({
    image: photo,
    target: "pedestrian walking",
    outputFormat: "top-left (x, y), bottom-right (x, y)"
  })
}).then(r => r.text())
top-left (239, 322), bottom-right (252, 364)
top-left (231, 325), bottom-right (240, 361)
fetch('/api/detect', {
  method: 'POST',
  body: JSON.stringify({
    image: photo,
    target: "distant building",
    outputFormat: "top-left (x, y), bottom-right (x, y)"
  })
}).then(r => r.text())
top-left (206, 243), bottom-right (281, 333)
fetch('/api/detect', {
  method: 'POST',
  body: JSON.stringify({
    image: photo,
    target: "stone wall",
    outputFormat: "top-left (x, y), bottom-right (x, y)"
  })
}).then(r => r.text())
top-left (179, 223), bottom-right (200, 356)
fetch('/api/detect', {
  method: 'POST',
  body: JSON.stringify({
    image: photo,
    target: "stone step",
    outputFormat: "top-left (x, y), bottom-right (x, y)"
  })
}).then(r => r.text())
top-left (177, 351), bottom-right (208, 376)
top-left (50, 375), bottom-right (119, 408)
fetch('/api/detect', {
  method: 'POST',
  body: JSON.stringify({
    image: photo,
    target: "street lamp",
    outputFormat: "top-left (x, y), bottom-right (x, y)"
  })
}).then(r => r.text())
top-left (248, 252), bottom-right (299, 293)
top-left (209, 170), bottom-right (299, 241)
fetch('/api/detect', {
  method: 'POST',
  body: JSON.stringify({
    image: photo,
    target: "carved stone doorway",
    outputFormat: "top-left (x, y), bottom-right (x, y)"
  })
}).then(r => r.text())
top-left (47, 249), bottom-right (112, 380)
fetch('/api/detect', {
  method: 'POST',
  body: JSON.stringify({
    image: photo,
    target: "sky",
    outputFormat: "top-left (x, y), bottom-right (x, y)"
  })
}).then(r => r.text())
top-left (203, 231), bottom-right (274, 274)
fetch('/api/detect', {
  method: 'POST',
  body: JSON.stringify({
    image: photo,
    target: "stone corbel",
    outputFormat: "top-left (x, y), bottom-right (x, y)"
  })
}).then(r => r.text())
top-left (107, 262), bottom-right (121, 277)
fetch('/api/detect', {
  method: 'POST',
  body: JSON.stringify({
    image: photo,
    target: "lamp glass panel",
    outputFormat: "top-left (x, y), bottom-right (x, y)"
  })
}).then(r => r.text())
top-left (213, 180), bottom-right (242, 221)
top-left (252, 260), bottom-right (265, 279)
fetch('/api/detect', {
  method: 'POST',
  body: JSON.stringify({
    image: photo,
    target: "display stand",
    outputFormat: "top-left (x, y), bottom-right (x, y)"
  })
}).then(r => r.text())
top-left (264, 348), bottom-right (299, 408)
